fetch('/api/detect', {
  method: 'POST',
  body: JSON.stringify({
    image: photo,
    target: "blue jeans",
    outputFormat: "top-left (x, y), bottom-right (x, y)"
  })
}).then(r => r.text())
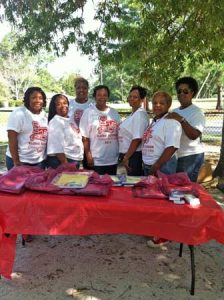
top-left (46, 156), bottom-right (80, 169)
top-left (6, 155), bottom-right (47, 170)
top-left (143, 155), bottom-right (177, 176)
top-left (177, 153), bottom-right (204, 182)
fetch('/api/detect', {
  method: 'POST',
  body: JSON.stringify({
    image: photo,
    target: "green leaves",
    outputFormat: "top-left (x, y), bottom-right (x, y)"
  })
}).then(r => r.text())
top-left (2, 0), bottom-right (224, 92)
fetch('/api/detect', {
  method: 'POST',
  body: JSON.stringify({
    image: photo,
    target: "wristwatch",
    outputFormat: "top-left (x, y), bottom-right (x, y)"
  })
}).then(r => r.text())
top-left (180, 117), bottom-right (186, 124)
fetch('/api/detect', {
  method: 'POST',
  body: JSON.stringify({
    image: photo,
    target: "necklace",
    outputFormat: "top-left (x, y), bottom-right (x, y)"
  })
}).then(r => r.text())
top-left (142, 113), bottom-right (168, 144)
top-left (149, 112), bottom-right (168, 128)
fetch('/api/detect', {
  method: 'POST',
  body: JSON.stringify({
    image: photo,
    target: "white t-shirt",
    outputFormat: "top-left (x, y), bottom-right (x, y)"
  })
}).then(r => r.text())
top-left (47, 115), bottom-right (83, 161)
top-left (79, 105), bottom-right (120, 166)
top-left (68, 98), bottom-right (94, 126)
top-left (6, 107), bottom-right (48, 163)
top-left (118, 107), bottom-right (149, 153)
top-left (173, 104), bottom-right (205, 157)
top-left (142, 117), bottom-right (182, 165)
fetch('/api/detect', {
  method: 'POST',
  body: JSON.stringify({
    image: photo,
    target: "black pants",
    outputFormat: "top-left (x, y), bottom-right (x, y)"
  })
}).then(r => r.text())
top-left (119, 151), bottom-right (143, 176)
top-left (93, 164), bottom-right (117, 175)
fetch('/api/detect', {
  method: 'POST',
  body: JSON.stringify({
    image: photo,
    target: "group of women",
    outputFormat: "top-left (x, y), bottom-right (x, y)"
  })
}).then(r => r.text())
top-left (5, 76), bottom-right (205, 185)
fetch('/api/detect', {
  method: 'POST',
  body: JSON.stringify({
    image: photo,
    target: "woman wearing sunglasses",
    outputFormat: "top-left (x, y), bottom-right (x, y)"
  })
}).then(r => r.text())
top-left (167, 76), bottom-right (205, 182)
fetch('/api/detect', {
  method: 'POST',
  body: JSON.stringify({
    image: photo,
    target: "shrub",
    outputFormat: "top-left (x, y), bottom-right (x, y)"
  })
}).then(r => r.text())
top-left (15, 99), bottom-right (23, 107)
top-left (8, 99), bottom-right (16, 107)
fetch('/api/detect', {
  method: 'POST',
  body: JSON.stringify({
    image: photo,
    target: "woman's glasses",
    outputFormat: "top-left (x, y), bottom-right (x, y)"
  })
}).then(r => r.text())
top-left (177, 89), bottom-right (191, 95)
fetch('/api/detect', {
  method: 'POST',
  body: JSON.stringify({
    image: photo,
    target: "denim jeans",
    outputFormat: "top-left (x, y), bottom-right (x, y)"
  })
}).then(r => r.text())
top-left (143, 155), bottom-right (177, 176)
top-left (6, 155), bottom-right (47, 170)
top-left (46, 156), bottom-right (80, 169)
top-left (177, 153), bottom-right (204, 182)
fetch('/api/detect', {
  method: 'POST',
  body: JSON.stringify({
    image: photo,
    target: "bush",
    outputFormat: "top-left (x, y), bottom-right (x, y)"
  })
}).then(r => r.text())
top-left (8, 99), bottom-right (16, 107)
top-left (15, 99), bottom-right (23, 107)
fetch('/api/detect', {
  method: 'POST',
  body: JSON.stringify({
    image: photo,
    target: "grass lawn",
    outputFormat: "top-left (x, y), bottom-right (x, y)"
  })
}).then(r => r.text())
top-left (0, 112), bottom-right (10, 126)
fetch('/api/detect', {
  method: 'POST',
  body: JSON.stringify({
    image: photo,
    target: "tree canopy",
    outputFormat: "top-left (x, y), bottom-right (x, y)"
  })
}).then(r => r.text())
top-left (1, 0), bottom-right (224, 90)
top-left (0, 33), bottom-right (66, 99)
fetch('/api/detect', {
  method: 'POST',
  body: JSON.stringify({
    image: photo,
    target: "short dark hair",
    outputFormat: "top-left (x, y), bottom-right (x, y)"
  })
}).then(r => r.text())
top-left (130, 85), bottom-right (147, 99)
top-left (93, 85), bottom-right (110, 98)
top-left (74, 77), bottom-right (89, 88)
top-left (48, 94), bottom-right (69, 122)
top-left (175, 77), bottom-right (199, 96)
top-left (23, 87), bottom-right (47, 110)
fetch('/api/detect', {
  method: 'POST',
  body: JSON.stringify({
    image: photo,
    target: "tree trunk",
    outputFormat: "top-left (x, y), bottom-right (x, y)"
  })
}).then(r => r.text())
top-left (213, 112), bottom-right (224, 177)
top-left (216, 85), bottom-right (223, 110)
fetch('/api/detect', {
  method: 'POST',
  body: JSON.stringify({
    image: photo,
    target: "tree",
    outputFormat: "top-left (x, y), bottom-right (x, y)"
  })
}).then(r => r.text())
top-left (93, 63), bottom-right (134, 101)
top-left (60, 73), bottom-right (78, 96)
top-left (1, 0), bottom-right (224, 176)
top-left (213, 114), bottom-right (224, 178)
top-left (0, 35), bottom-right (36, 99)
top-left (2, 1), bottom-right (224, 89)
top-left (0, 0), bottom-right (87, 55)
top-left (0, 33), bottom-right (58, 98)
top-left (34, 69), bottom-right (61, 93)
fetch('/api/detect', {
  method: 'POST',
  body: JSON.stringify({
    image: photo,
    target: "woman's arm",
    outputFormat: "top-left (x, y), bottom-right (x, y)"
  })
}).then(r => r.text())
top-left (149, 146), bottom-right (177, 175)
top-left (7, 130), bottom-right (21, 166)
top-left (82, 137), bottom-right (94, 167)
top-left (167, 112), bottom-right (201, 140)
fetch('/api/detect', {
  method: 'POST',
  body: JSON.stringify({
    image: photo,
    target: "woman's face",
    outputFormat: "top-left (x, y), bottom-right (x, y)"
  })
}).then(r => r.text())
top-left (128, 89), bottom-right (142, 111)
top-left (55, 96), bottom-right (69, 117)
top-left (95, 88), bottom-right (108, 110)
top-left (152, 95), bottom-right (170, 117)
top-left (75, 81), bottom-right (88, 103)
top-left (29, 91), bottom-right (44, 114)
top-left (176, 83), bottom-right (194, 108)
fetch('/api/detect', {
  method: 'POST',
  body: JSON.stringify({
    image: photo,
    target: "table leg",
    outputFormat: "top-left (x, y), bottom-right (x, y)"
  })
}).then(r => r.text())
top-left (179, 243), bottom-right (183, 257)
top-left (188, 245), bottom-right (195, 296)
top-left (22, 235), bottom-right (26, 246)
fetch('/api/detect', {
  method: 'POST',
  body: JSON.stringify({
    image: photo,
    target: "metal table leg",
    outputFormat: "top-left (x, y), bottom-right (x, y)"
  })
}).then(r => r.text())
top-left (179, 243), bottom-right (183, 257)
top-left (178, 243), bottom-right (195, 295)
top-left (189, 245), bottom-right (195, 296)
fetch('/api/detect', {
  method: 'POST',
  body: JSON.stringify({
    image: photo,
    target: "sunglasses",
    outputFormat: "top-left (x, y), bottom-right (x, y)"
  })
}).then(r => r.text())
top-left (177, 89), bottom-right (191, 95)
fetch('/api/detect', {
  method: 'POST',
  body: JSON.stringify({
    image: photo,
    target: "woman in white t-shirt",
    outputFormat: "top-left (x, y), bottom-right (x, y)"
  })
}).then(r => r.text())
top-left (144, 91), bottom-right (183, 249)
top-left (166, 77), bottom-right (205, 182)
top-left (80, 85), bottom-right (120, 175)
top-left (118, 86), bottom-right (149, 176)
top-left (6, 87), bottom-right (48, 170)
top-left (142, 91), bottom-right (182, 176)
top-left (47, 94), bottom-right (83, 169)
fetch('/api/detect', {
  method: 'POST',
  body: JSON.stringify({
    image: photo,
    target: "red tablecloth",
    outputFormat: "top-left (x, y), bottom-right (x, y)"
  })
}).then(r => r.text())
top-left (0, 185), bottom-right (224, 278)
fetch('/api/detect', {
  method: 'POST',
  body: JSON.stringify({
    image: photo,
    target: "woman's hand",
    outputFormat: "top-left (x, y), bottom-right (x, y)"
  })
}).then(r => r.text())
top-left (148, 163), bottom-right (159, 176)
top-left (122, 156), bottom-right (131, 172)
top-left (166, 112), bottom-right (182, 123)
top-left (13, 159), bottom-right (22, 167)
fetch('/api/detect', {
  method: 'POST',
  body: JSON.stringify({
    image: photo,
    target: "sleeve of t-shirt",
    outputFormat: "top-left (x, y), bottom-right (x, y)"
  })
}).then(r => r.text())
top-left (7, 109), bottom-right (24, 132)
top-left (164, 119), bottom-right (182, 149)
top-left (131, 111), bottom-right (149, 139)
top-left (189, 109), bottom-right (205, 133)
top-left (79, 109), bottom-right (90, 138)
top-left (47, 118), bottom-right (65, 154)
top-left (115, 111), bottom-right (121, 123)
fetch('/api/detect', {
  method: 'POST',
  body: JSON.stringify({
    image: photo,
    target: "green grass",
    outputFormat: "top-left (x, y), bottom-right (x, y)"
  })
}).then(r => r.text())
top-left (0, 112), bottom-right (10, 126)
